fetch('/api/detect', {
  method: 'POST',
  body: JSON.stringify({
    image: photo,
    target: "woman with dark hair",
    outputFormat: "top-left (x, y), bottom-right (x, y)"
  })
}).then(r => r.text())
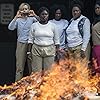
top-left (65, 1), bottom-right (91, 61)
top-left (28, 7), bottom-right (60, 73)
top-left (50, 5), bottom-right (68, 60)
top-left (92, 0), bottom-right (100, 75)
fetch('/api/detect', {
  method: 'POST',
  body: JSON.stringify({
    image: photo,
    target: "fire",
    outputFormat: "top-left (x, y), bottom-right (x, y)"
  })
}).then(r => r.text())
top-left (0, 58), bottom-right (100, 100)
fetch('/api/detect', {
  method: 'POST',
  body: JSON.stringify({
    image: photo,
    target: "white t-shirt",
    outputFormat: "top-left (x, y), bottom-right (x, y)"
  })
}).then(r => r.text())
top-left (28, 21), bottom-right (60, 46)
top-left (50, 19), bottom-right (68, 49)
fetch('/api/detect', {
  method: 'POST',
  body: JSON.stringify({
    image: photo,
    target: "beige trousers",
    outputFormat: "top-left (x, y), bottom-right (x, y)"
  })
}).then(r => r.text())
top-left (31, 44), bottom-right (55, 72)
top-left (85, 42), bottom-right (91, 61)
top-left (15, 42), bottom-right (28, 81)
top-left (68, 43), bottom-right (91, 61)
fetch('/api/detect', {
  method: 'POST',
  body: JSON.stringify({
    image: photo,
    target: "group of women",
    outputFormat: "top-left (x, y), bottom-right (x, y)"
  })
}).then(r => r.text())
top-left (8, 0), bottom-right (100, 81)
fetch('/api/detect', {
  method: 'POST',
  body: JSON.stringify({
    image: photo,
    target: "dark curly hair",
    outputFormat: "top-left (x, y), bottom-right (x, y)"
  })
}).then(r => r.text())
top-left (71, 0), bottom-right (84, 12)
top-left (38, 6), bottom-right (49, 16)
top-left (50, 4), bottom-right (66, 19)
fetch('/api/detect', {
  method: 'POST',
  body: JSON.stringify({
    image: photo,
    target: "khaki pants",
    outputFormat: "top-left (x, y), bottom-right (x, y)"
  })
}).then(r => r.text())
top-left (31, 44), bottom-right (55, 72)
top-left (68, 44), bottom-right (82, 59)
top-left (68, 43), bottom-right (90, 61)
top-left (85, 42), bottom-right (91, 61)
top-left (32, 55), bottom-right (54, 72)
top-left (15, 42), bottom-right (28, 81)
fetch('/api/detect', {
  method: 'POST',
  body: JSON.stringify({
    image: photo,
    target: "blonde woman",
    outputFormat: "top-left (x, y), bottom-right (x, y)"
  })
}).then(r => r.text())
top-left (8, 3), bottom-right (38, 81)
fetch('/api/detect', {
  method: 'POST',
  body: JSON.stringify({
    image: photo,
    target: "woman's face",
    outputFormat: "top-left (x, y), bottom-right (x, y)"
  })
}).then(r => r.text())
top-left (39, 10), bottom-right (49, 22)
top-left (72, 6), bottom-right (81, 19)
top-left (20, 5), bottom-right (30, 15)
top-left (55, 9), bottom-right (62, 20)
top-left (95, 4), bottom-right (100, 15)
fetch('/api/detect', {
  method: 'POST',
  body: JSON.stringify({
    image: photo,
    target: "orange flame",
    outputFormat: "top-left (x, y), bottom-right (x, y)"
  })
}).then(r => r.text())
top-left (0, 58), bottom-right (100, 100)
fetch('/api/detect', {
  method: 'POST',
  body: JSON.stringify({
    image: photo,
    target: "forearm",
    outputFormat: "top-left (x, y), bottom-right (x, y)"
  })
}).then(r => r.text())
top-left (8, 18), bottom-right (17, 30)
top-left (81, 18), bottom-right (90, 51)
top-left (81, 37), bottom-right (90, 51)
top-left (81, 29), bottom-right (90, 51)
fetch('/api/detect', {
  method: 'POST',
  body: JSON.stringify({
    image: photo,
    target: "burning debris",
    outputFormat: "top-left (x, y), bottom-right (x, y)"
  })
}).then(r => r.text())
top-left (0, 58), bottom-right (100, 100)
